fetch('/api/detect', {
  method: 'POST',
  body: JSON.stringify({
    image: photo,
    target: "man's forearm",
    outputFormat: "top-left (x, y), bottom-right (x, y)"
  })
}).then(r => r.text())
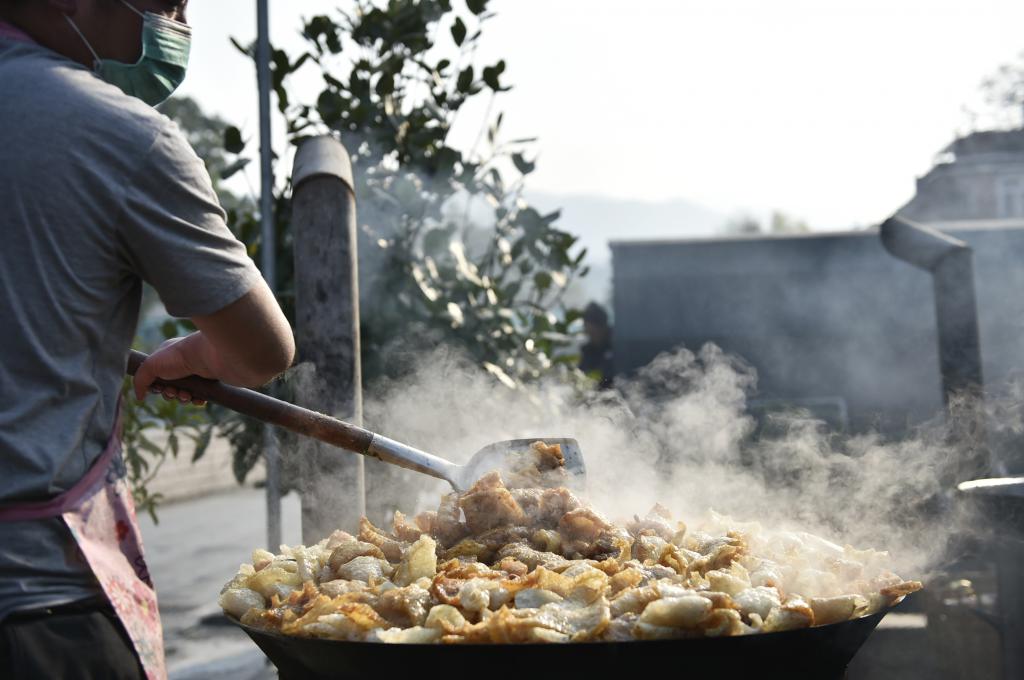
top-left (132, 329), bottom-right (293, 401)
top-left (132, 283), bottom-right (295, 401)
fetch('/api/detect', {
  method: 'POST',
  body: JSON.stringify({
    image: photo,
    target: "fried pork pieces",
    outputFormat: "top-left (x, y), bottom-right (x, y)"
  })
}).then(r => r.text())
top-left (220, 442), bottom-right (921, 644)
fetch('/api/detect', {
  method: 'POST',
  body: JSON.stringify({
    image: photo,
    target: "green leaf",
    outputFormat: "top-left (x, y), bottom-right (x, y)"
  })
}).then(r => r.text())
top-left (488, 112), bottom-right (503, 142)
top-left (533, 271), bottom-right (552, 291)
top-left (224, 126), bottom-right (245, 154)
top-left (274, 84), bottom-right (289, 114)
top-left (229, 37), bottom-right (254, 58)
top-left (316, 90), bottom-right (345, 124)
top-left (191, 427), bottom-right (213, 463)
top-left (512, 152), bottom-right (535, 175)
top-left (292, 53), bottom-right (312, 75)
top-left (433, 147), bottom-right (460, 176)
top-left (457, 66), bottom-right (474, 94)
top-left (482, 60), bottom-right (506, 91)
top-left (304, 15), bottom-right (342, 54)
top-left (375, 73), bottom-right (395, 96)
top-left (138, 438), bottom-right (162, 458)
top-left (271, 49), bottom-right (290, 87)
top-left (220, 157), bottom-right (251, 180)
top-left (143, 494), bottom-right (164, 524)
top-left (488, 167), bottom-right (503, 192)
top-left (451, 17), bottom-right (467, 46)
top-left (467, 0), bottom-right (489, 15)
top-left (542, 210), bottom-right (561, 225)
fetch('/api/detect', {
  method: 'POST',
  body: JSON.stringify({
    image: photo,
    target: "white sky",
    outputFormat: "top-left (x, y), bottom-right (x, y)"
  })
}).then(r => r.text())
top-left (176, 0), bottom-right (1024, 231)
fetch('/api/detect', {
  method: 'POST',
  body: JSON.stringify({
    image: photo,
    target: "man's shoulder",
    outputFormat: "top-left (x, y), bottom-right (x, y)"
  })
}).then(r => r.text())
top-left (1, 40), bottom-right (176, 150)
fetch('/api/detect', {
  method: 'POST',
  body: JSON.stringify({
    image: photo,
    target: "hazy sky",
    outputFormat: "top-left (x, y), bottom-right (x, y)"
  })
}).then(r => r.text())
top-left (176, 0), bottom-right (1024, 231)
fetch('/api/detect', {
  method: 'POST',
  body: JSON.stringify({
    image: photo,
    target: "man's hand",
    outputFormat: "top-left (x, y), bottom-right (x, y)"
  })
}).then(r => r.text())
top-left (132, 280), bottom-right (295, 403)
top-left (132, 335), bottom-right (211, 404)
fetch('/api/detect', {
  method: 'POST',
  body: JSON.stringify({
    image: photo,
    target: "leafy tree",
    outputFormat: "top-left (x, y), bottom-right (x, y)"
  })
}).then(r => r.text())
top-left (768, 211), bottom-right (809, 234)
top-left (723, 214), bottom-right (762, 235)
top-left (157, 96), bottom-right (252, 210)
top-left (723, 211), bottom-right (809, 235)
top-left (979, 50), bottom-right (1024, 130)
top-left (119, 375), bottom-right (215, 521)
top-left (122, 0), bottom-right (590, 511)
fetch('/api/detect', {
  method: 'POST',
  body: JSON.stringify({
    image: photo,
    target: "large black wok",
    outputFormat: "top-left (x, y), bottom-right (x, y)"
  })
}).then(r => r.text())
top-left (233, 600), bottom-right (905, 680)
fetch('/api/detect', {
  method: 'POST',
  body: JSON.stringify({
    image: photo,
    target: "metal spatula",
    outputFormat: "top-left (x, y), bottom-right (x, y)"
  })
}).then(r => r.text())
top-left (126, 350), bottom-right (585, 492)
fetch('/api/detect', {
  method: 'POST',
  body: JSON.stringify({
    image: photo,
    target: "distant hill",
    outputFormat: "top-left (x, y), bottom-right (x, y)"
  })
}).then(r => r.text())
top-left (525, 192), bottom-right (728, 308)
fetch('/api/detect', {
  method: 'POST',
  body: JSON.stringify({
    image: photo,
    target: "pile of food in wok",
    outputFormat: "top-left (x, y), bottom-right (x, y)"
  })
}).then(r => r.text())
top-left (220, 441), bottom-right (921, 644)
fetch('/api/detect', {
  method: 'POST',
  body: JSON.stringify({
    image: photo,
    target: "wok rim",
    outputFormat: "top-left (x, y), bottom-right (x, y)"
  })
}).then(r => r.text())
top-left (226, 595), bottom-right (905, 648)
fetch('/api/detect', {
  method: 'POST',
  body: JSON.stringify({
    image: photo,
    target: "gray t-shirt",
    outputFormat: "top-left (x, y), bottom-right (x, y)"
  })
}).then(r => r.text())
top-left (0, 38), bottom-right (262, 619)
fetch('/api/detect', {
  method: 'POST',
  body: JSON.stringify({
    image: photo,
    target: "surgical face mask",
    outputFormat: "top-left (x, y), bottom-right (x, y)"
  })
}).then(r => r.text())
top-left (65, 0), bottom-right (191, 107)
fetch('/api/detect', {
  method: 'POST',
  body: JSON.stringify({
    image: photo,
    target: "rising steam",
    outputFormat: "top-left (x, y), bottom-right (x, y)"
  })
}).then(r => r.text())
top-left (359, 342), bottom-right (988, 579)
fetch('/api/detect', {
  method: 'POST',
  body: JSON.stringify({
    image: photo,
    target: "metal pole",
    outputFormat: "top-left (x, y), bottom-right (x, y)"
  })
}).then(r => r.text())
top-left (256, 0), bottom-right (281, 551)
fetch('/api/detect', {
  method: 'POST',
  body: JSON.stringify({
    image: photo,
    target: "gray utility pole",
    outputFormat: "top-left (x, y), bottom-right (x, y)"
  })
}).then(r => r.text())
top-left (255, 0), bottom-right (282, 551)
top-left (291, 136), bottom-right (366, 543)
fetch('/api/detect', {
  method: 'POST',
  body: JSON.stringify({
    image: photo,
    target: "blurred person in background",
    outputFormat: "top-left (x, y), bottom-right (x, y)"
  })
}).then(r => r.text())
top-left (579, 302), bottom-right (614, 389)
top-left (0, 1), bottom-right (294, 677)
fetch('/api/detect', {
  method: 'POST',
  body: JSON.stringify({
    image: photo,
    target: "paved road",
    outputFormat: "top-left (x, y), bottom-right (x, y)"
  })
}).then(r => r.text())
top-left (139, 487), bottom-right (302, 679)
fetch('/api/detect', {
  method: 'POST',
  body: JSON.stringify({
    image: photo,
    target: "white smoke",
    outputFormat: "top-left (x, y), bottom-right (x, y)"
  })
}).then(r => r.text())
top-left (356, 341), bottom-right (988, 580)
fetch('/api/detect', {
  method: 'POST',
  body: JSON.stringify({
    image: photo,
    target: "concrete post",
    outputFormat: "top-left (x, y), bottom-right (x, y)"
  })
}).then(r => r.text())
top-left (291, 136), bottom-right (365, 542)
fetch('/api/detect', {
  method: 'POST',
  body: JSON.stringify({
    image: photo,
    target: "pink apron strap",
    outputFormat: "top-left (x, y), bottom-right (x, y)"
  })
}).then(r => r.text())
top-left (0, 20), bottom-right (34, 44)
top-left (0, 404), bottom-right (123, 521)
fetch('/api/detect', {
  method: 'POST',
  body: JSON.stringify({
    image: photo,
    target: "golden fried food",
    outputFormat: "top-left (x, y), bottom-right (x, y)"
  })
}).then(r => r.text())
top-left (220, 441), bottom-right (921, 643)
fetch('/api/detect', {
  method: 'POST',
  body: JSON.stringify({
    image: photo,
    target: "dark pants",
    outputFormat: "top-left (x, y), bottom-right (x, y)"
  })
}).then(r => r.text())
top-left (0, 599), bottom-right (145, 680)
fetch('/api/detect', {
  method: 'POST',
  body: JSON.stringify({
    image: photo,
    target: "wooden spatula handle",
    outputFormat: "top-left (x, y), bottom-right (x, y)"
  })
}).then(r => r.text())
top-left (125, 350), bottom-right (374, 455)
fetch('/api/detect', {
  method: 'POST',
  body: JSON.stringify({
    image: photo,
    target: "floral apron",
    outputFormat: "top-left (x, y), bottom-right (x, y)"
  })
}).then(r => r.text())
top-left (0, 402), bottom-right (167, 679)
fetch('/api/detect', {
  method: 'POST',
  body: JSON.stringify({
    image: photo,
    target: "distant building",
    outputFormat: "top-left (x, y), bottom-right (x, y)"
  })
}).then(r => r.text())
top-left (610, 126), bottom-right (1024, 445)
top-left (899, 128), bottom-right (1024, 222)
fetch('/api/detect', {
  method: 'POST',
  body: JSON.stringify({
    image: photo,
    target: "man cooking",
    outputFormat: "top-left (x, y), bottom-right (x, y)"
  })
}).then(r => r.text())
top-left (0, 1), bottom-right (295, 677)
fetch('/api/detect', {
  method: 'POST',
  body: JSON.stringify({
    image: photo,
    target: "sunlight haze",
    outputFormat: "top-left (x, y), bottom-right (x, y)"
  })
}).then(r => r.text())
top-left (176, 0), bottom-right (1024, 232)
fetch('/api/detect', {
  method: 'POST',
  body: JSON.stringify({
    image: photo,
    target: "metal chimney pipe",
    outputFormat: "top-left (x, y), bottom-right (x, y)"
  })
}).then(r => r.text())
top-left (880, 215), bottom-right (984, 402)
top-left (880, 215), bottom-right (989, 477)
